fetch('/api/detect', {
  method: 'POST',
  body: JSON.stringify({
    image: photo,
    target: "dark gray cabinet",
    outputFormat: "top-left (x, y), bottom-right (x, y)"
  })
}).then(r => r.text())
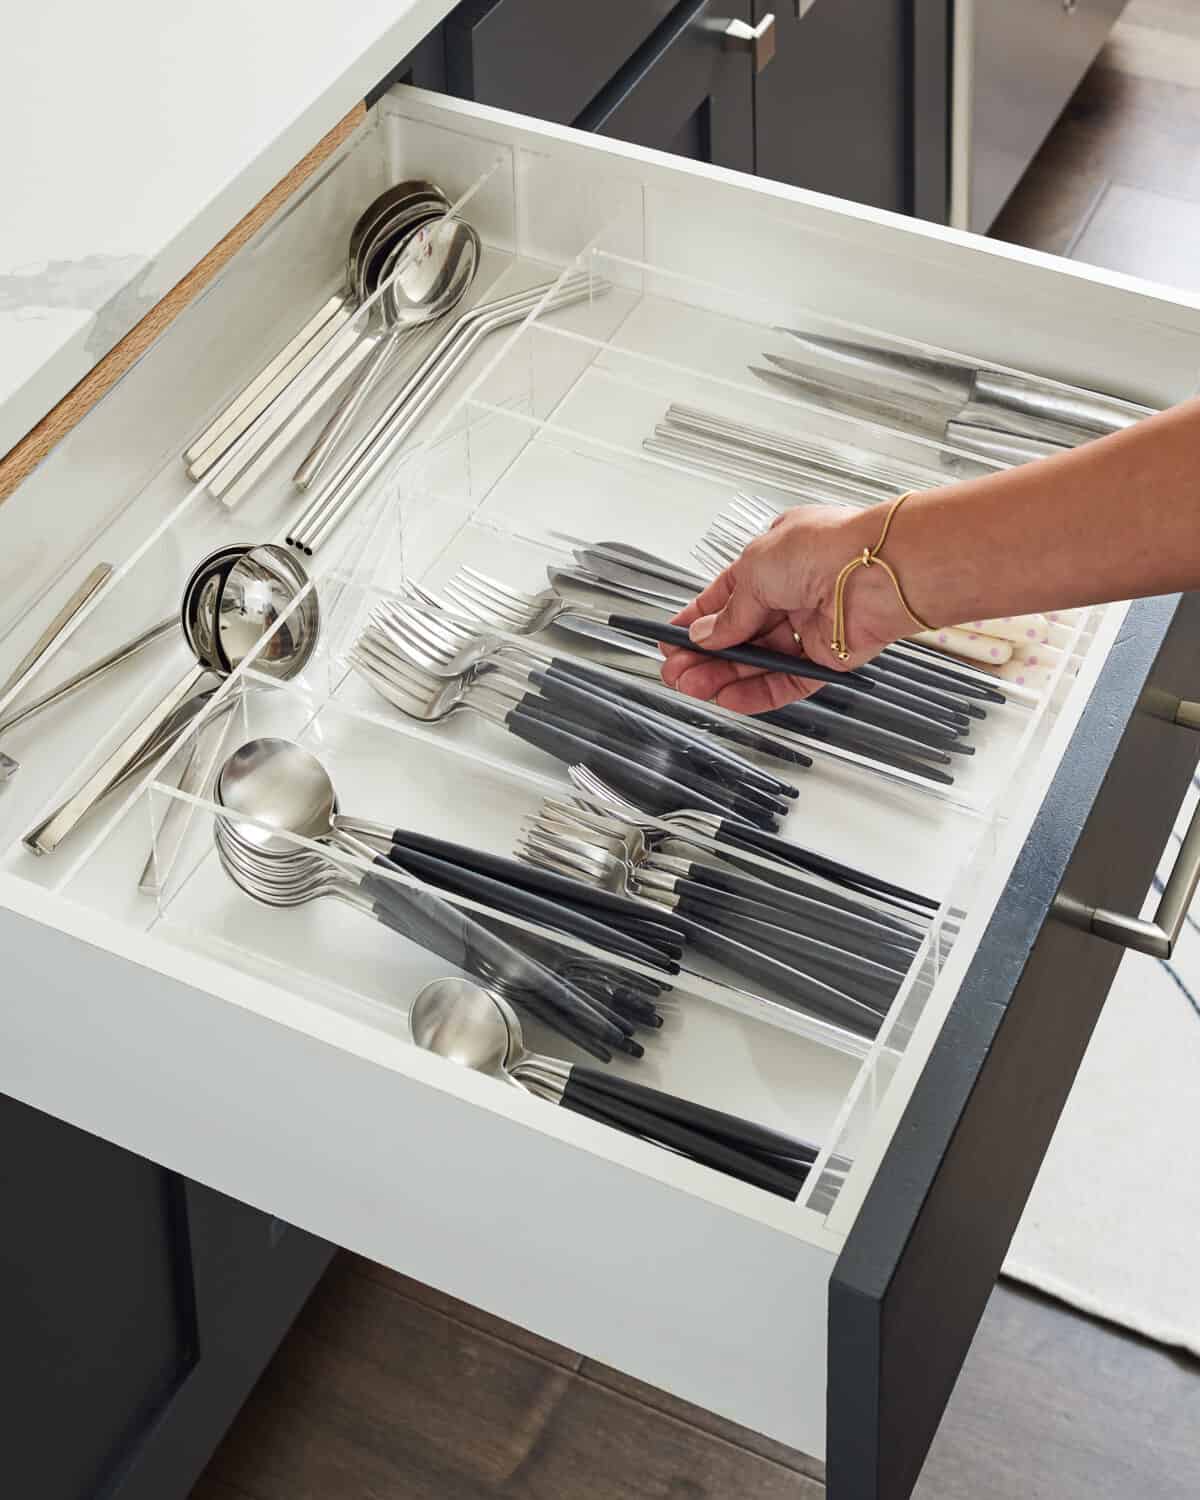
top-left (752, 0), bottom-right (909, 211)
top-left (575, 0), bottom-right (755, 170)
top-left (2, 1091), bottom-right (331, 1500)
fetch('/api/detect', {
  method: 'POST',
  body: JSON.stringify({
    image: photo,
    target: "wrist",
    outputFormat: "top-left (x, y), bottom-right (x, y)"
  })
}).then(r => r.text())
top-left (829, 501), bottom-right (929, 652)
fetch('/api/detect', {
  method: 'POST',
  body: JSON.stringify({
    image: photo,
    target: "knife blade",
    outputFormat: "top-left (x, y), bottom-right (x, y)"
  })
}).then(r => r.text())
top-left (778, 329), bottom-right (1155, 434)
top-left (750, 357), bottom-right (947, 435)
top-left (570, 550), bottom-right (695, 608)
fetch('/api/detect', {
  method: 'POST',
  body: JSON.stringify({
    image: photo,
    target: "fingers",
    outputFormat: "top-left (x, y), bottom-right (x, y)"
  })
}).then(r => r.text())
top-left (661, 619), bottom-right (827, 710)
top-left (688, 578), bottom-right (774, 650)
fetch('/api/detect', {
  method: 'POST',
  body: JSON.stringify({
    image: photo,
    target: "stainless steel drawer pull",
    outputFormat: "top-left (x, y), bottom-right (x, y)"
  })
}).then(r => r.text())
top-left (1057, 697), bottom-right (1200, 958)
top-left (723, 14), bottom-right (777, 72)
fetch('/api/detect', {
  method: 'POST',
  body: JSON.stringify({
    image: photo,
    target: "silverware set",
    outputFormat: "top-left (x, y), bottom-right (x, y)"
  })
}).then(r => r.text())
top-left (750, 328), bottom-right (1154, 464)
top-left (185, 179), bottom-right (473, 502)
top-left (517, 792), bottom-right (916, 1037)
top-left (412, 977), bottom-right (822, 1199)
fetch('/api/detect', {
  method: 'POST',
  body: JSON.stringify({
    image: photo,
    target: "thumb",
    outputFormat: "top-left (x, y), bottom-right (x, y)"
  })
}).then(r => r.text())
top-left (688, 578), bottom-right (772, 649)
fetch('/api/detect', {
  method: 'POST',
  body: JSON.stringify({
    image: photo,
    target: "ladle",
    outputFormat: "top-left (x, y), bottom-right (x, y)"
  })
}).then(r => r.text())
top-left (24, 545), bottom-right (317, 855)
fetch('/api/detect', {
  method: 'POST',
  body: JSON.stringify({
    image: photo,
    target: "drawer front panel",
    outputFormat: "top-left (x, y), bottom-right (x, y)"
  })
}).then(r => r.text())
top-left (829, 590), bottom-right (1200, 1500)
top-left (968, 0), bottom-right (1129, 231)
top-left (445, 0), bottom-right (681, 126)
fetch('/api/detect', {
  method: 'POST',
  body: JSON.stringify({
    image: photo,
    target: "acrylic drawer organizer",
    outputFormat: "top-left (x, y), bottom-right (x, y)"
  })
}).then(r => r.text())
top-left (0, 94), bottom-right (1122, 1234)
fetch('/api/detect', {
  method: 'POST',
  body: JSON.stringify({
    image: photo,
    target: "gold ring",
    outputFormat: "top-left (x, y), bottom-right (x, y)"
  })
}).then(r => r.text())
top-left (791, 630), bottom-right (802, 647)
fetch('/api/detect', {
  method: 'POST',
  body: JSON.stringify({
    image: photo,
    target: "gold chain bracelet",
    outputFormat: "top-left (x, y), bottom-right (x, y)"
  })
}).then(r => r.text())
top-left (829, 490), bottom-right (932, 661)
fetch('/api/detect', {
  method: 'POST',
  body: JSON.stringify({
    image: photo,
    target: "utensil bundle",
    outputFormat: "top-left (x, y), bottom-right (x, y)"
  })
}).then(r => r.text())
top-left (750, 329), bottom-right (1155, 465)
top-left (213, 737), bottom-right (680, 1062)
top-left (411, 977), bottom-right (823, 1199)
top-left (516, 779), bottom-right (930, 1038)
top-left (186, 179), bottom-right (475, 502)
top-left (645, 402), bottom-right (954, 504)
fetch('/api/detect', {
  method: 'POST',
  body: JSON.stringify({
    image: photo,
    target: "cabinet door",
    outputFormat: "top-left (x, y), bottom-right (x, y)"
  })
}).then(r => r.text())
top-left (752, 0), bottom-right (909, 211)
top-left (574, 0), bottom-right (755, 170)
top-left (1, 1092), bottom-right (331, 1500)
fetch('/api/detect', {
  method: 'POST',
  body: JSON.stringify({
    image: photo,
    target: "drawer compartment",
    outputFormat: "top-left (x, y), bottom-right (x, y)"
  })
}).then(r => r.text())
top-left (1, 87), bottom-right (1198, 1496)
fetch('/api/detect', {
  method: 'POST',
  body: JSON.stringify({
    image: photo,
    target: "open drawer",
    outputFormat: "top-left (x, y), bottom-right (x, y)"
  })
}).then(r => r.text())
top-left (3, 88), bottom-right (1200, 1500)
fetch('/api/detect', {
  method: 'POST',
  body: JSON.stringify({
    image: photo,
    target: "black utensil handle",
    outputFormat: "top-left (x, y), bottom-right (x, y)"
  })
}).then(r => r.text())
top-left (564, 664), bottom-right (813, 770)
top-left (503, 707), bottom-right (754, 824)
top-left (608, 616), bottom-right (871, 688)
top-left (543, 659), bottom-right (797, 799)
top-left (570, 1066), bottom-right (819, 1164)
top-left (673, 880), bottom-right (907, 977)
top-left (491, 980), bottom-right (613, 1063)
top-left (877, 649), bottom-right (1005, 704)
top-left (559, 1078), bottom-right (807, 1199)
top-left (670, 912), bottom-right (882, 1038)
top-left (510, 694), bottom-right (781, 831)
top-left (673, 890), bottom-right (899, 1002)
top-left (682, 862), bottom-right (919, 954)
top-left (861, 662), bottom-right (985, 720)
top-left (891, 642), bottom-right (1009, 701)
top-left (382, 844), bottom-right (675, 977)
top-left (759, 699), bottom-right (952, 765)
top-left (852, 675), bottom-right (970, 731)
top-left (813, 685), bottom-right (964, 746)
top-left (711, 846), bottom-right (926, 942)
top-left (388, 827), bottom-right (678, 929)
top-left (714, 822), bottom-right (939, 912)
top-left (359, 876), bottom-right (622, 1055)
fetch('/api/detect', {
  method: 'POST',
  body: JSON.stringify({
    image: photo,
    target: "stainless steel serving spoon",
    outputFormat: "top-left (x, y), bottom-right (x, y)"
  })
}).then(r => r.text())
top-left (293, 215), bottom-right (481, 490)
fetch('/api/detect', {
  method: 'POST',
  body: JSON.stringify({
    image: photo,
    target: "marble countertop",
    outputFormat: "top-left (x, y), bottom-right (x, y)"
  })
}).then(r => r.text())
top-left (0, 0), bottom-right (458, 458)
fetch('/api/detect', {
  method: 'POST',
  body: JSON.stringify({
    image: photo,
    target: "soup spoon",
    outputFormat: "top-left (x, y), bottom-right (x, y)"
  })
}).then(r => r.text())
top-left (410, 976), bottom-right (817, 1198)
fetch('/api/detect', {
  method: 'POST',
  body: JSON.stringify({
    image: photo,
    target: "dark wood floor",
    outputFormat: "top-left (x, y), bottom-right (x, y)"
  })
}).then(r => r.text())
top-left (192, 6), bottom-right (1200, 1498)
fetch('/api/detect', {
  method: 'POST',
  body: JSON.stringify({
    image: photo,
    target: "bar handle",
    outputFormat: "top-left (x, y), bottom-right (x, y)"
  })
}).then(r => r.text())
top-left (1055, 699), bottom-right (1200, 958)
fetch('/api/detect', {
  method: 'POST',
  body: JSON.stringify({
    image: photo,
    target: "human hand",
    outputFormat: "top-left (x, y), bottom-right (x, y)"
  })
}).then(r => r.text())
top-left (660, 504), bottom-right (913, 712)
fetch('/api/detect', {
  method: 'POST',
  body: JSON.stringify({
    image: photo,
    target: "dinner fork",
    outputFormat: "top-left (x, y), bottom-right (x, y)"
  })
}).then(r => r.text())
top-left (569, 765), bottom-right (937, 917)
top-left (351, 627), bottom-right (794, 828)
top-left (368, 600), bottom-right (800, 802)
top-left (524, 799), bottom-right (921, 956)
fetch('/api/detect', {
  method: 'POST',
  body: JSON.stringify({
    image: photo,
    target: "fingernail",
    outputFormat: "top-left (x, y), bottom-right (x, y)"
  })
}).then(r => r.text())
top-left (690, 614), bottom-right (716, 643)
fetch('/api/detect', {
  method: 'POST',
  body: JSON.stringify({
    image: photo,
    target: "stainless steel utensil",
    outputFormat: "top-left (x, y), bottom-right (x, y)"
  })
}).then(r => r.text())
top-left (777, 329), bottom-right (1155, 434)
top-left (0, 616), bottom-right (178, 783)
top-left (213, 739), bottom-right (638, 1058)
top-left (287, 272), bottom-right (608, 555)
top-left (184, 180), bottom-right (449, 481)
top-left (23, 545), bottom-right (317, 855)
top-left (410, 977), bottom-right (817, 1197)
top-left (0, 563), bottom-right (113, 782)
top-left (293, 215), bottom-right (481, 490)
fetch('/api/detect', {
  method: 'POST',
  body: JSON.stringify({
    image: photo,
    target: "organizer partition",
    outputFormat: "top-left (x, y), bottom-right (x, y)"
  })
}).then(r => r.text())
top-left (0, 89), bottom-right (1154, 1236)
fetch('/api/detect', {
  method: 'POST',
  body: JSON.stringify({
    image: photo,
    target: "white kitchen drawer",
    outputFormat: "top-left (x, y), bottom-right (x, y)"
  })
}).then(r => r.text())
top-left (2, 89), bottom-right (1199, 1500)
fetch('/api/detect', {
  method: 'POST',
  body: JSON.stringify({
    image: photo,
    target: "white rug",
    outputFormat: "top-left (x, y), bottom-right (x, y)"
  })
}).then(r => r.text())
top-left (1003, 777), bottom-right (1200, 1355)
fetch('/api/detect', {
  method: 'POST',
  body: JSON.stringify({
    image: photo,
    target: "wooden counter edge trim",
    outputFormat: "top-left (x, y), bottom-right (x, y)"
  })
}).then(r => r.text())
top-left (0, 101), bottom-right (367, 508)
